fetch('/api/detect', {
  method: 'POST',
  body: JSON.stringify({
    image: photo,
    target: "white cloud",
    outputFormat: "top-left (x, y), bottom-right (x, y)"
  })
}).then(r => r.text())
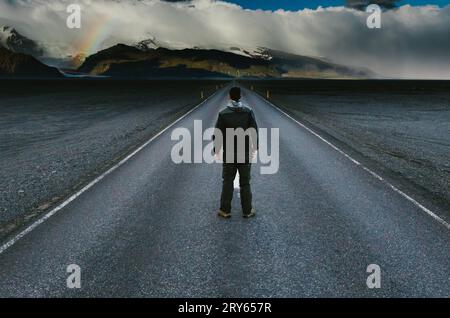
top-left (0, 0), bottom-right (449, 78)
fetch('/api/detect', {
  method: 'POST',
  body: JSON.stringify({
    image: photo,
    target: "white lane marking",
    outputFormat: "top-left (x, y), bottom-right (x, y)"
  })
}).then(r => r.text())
top-left (234, 171), bottom-right (240, 190)
top-left (258, 93), bottom-right (450, 231)
top-left (234, 171), bottom-right (240, 198)
top-left (0, 88), bottom-right (225, 255)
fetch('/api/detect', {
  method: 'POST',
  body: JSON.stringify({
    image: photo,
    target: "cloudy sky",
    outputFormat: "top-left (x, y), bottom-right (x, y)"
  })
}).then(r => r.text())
top-left (177, 0), bottom-right (449, 10)
top-left (0, 0), bottom-right (449, 78)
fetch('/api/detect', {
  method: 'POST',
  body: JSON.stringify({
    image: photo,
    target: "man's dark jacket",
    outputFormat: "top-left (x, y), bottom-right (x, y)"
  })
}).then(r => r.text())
top-left (214, 100), bottom-right (258, 164)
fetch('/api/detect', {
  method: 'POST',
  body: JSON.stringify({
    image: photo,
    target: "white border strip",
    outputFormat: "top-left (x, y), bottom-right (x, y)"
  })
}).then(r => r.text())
top-left (259, 94), bottom-right (450, 231)
top-left (0, 88), bottom-right (224, 255)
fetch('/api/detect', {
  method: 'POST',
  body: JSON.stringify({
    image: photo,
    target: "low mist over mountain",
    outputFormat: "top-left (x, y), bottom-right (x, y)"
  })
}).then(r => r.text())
top-left (0, 46), bottom-right (62, 78)
top-left (77, 44), bottom-right (373, 79)
top-left (0, 26), bottom-right (44, 58)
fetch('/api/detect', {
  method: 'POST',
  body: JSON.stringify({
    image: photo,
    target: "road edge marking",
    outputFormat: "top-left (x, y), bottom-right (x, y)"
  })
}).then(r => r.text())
top-left (255, 92), bottom-right (450, 231)
top-left (0, 87), bottom-right (226, 255)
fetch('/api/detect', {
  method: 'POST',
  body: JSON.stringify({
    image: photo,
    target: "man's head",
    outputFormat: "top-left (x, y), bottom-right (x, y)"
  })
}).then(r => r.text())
top-left (229, 87), bottom-right (241, 102)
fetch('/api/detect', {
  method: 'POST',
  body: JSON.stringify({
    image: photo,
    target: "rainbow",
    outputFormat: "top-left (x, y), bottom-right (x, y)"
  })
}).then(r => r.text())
top-left (75, 14), bottom-right (115, 56)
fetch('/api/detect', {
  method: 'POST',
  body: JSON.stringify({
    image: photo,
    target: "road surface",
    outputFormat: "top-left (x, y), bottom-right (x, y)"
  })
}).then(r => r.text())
top-left (0, 87), bottom-right (448, 297)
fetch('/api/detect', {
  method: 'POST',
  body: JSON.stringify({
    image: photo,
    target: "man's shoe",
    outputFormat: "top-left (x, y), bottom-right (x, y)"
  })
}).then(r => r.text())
top-left (243, 208), bottom-right (256, 219)
top-left (218, 210), bottom-right (231, 219)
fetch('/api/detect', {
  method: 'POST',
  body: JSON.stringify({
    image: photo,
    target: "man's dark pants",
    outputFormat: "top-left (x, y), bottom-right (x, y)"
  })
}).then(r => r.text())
top-left (220, 163), bottom-right (252, 215)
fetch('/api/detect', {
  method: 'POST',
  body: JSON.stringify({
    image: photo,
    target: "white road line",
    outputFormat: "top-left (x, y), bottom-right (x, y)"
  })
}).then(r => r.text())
top-left (234, 172), bottom-right (240, 190)
top-left (0, 88), bottom-right (225, 255)
top-left (234, 172), bottom-right (241, 198)
top-left (258, 93), bottom-right (450, 231)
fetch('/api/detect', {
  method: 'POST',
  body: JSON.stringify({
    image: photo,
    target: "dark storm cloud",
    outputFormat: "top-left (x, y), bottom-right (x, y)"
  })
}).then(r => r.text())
top-left (346, 0), bottom-right (400, 10)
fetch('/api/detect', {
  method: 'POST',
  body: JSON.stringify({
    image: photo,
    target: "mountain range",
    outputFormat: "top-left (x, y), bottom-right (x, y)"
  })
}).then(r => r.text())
top-left (0, 26), bottom-right (374, 79)
top-left (76, 43), bottom-right (373, 79)
top-left (0, 46), bottom-right (62, 78)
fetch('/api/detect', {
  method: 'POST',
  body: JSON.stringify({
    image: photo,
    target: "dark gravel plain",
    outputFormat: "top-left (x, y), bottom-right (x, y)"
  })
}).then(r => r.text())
top-left (241, 80), bottom-right (450, 215)
top-left (0, 79), bottom-right (225, 238)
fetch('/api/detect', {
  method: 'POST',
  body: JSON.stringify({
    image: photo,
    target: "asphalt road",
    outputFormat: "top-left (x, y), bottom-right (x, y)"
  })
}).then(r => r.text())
top-left (0, 87), bottom-right (448, 297)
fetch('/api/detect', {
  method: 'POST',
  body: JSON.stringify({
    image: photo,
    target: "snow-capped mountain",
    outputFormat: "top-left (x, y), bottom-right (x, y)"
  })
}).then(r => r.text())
top-left (135, 37), bottom-right (159, 51)
top-left (0, 24), bottom-right (375, 78)
top-left (0, 26), bottom-right (44, 58)
top-left (77, 43), bottom-right (374, 79)
top-left (229, 46), bottom-right (273, 61)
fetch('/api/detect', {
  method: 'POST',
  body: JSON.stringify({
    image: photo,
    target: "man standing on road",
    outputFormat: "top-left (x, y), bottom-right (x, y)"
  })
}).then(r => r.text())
top-left (214, 87), bottom-right (258, 219)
